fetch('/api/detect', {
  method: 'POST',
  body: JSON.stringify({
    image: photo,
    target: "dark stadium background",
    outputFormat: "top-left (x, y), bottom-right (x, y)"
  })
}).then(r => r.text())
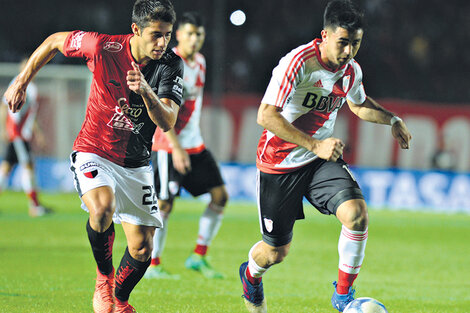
top-left (1, 0), bottom-right (468, 102)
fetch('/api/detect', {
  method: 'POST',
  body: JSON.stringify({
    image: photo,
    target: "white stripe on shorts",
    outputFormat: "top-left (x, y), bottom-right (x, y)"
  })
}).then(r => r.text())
top-left (157, 150), bottom-right (169, 200)
top-left (256, 169), bottom-right (263, 235)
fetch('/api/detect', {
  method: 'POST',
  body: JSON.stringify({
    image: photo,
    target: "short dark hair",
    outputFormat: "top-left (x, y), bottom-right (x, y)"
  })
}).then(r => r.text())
top-left (132, 0), bottom-right (176, 29)
top-left (323, 0), bottom-right (364, 32)
top-left (178, 11), bottom-right (204, 29)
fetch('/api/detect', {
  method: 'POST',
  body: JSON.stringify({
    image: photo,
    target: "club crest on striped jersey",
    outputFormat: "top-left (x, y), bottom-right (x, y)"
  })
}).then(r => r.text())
top-left (103, 42), bottom-right (123, 52)
top-left (263, 218), bottom-right (273, 232)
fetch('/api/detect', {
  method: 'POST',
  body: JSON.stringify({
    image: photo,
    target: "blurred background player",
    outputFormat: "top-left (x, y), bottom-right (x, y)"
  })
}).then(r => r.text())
top-left (146, 12), bottom-right (228, 280)
top-left (3, 0), bottom-right (183, 312)
top-left (238, 1), bottom-right (412, 312)
top-left (0, 58), bottom-right (51, 217)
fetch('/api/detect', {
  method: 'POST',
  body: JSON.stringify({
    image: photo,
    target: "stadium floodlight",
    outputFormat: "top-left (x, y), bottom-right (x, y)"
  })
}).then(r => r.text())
top-left (230, 10), bottom-right (246, 26)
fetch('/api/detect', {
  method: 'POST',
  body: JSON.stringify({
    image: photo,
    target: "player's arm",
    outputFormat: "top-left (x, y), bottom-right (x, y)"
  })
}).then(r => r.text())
top-left (257, 103), bottom-right (344, 162)
top-left (126, 62), bottom-right (179, 131)
top-left (347, 96), bottom-right (412, 149)
top-left (163, 128), bottom-right (191, 174)
top-left (3, 32), bottom-right (70, 113)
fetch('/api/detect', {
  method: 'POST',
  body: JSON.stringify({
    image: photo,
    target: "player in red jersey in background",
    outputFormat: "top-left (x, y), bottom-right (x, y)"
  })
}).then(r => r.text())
top-left (0, 58), bottom-right (52, 217)
top-left (3, 1), bottom-right (183, 312)
top-left (146, 12), bottom-right (228, 280)
top-left (238, 1), bottom-right (412, 312)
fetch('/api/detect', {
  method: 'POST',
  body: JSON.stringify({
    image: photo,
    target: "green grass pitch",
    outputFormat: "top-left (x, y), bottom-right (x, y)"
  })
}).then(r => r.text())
top-left (1, 191), bottom-right (469, 312)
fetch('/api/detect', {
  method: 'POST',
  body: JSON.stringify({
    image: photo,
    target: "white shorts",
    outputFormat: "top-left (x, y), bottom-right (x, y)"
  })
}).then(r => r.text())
top-left (70, 151), bottom-right (162, 227)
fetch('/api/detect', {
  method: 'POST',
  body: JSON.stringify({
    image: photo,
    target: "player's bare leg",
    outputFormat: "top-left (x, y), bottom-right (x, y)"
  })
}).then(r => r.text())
top-left (239, 241), bottom-right (291, 313)
top-left (145, 198), bottom-right (180, 279)
top-left (115, 222), bottom-right (155, 312)
top-left (185, 185), bottom-right (228, 278)
top-left (0, 161), bottom-right (12, 193)
top-left (82, 186), bottom-right (116, 313)
top-left (332, 199), bottom-right (369, 311)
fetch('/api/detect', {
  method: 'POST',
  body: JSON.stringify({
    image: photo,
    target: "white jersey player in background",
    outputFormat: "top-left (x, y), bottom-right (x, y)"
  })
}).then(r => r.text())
top-left (146, 12), bottom-right (228, 280)
top-left (238, 1), bottom-right (412, 312)
top-left (0, 58), bottom-right (51, 217)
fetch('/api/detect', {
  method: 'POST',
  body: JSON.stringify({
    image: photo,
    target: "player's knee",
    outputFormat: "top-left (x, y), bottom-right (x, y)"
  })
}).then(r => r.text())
top-left (129, 244), bottom-right (152, 262)
top-left (267, 245), bottom-right (289, 265)
top-left (89, 203), bottom-right (114, 224)
top-left (210, 186), bottom-right (229, 208)
top-left (348, 202), bottom-right (368, 231)
top-left (337, 199), bottom-right (369, 231)
top-left (158, 200), bottom-right (173, 214)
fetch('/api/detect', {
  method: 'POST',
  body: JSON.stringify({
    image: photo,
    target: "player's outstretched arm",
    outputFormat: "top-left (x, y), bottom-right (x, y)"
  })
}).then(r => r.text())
top-left (257, 103), bottom-right (344, 161)
top-left (126, 62), bottom-right (179, 131)
top-left (347, 96), bottom-right (412, 149)
top-left (3, 32), bottom-right (70, 113)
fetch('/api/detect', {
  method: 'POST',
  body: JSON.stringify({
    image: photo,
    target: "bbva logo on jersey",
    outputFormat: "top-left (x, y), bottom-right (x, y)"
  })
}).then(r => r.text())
top-left (301, 92), bottom-right (344, 113)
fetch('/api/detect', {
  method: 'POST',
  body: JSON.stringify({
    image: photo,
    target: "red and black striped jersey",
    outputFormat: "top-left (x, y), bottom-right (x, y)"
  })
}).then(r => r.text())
top-left (63, 30), bottom-right (183, 167)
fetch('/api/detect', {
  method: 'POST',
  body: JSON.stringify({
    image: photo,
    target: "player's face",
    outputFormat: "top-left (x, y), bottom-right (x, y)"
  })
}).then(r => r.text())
top-left (321, 26), bottom-right (363, 68)
top-left (133, 21), bottom-right (173, 61)
top-left (176, 23), bottom-right (206, 59)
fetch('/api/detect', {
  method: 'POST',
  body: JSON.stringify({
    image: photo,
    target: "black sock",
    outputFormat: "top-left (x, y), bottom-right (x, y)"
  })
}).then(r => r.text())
top-left (115, 247), bottom-right (151, 302)
top-left (86, 219), bottom-right (115, 275)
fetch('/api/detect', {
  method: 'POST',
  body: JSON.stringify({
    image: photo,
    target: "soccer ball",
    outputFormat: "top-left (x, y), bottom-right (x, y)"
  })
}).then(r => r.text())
top-left (343, 297), bottom-right (388, 313)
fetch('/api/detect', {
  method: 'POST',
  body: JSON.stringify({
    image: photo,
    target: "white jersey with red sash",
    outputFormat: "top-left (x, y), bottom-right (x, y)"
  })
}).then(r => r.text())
top-left (257, 39), bottom-right (367, 174)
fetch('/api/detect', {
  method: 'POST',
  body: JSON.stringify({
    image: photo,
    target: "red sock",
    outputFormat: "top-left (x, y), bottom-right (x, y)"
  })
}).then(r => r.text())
top-left (150, 257), bottom-right (160, 266)
top-left (337, 269), bottom-right (358, 294)
top-left (194, 244), bottom-right (208, 256)
top-left (27, 190), bottom-right (40, 207)
top-left (246, 266), bottom-right (262, 285)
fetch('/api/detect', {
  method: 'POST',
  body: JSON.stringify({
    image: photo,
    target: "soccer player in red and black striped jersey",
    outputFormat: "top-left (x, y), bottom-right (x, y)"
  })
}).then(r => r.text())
top-left (4, 1), bottom-right (183, 312)
top-left (238, 1), bottom-right (412, 312)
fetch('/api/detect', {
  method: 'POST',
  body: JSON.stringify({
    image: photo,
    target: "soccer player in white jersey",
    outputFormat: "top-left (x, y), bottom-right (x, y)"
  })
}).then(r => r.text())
top-left (146, 12), bottom-right (228, 280)
top-left (0, 58), bottom-right (52, 217)
top-left (238, 1), bottom-right (412, 312)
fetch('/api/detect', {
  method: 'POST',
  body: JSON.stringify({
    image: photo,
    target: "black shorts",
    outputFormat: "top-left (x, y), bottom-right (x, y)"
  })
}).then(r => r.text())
top-left (4, 140), bottom-right (32, 165)
top-left (258, 158), bottom-right (363, 247)
top-left (152, 149), bottom-right (225, 200)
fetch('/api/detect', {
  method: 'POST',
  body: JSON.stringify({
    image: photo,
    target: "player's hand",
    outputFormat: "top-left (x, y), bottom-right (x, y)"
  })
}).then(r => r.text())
top-left (3, 79), bottom-right (27, 113)
top-left (127, 62), bottom-right (150, 95)
top-left (172, 146), bottom-right (191, 175)
top-left (313, 137), bottom-right (344, 162)
top-left (392, 120), bottom-right (412, 149)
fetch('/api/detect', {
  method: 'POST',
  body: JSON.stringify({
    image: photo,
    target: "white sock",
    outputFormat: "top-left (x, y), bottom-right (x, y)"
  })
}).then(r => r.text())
top-left (247, 241), bottom-right (268, 278)
top-left (21, 166), bottom-right (36, 194)
top-left (151, 212), bottom-right (169, 260)
top-left (0, 169), bottom-right (7, 191)
top-left (196, 203), bottom-right (224, 246)
top-left (338, 225), bottom-right (368, 274)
